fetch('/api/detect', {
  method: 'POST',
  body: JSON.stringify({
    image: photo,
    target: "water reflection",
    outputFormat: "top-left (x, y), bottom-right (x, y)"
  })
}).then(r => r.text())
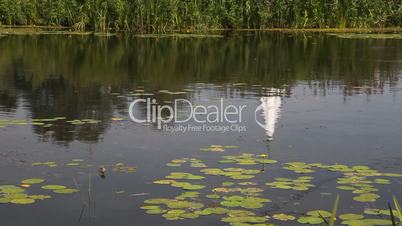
top-left (1, 33), bottom-right (402, 143)
top-left (259, 88), bottom-right (284, 141)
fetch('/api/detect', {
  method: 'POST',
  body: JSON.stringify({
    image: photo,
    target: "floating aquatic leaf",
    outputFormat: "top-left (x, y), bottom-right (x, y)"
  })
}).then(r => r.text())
top-left (113, 163), bottom-right (136, 173)
top-left (166, 172), bottom-right (204, 180)
top-left (10, 198), bottom-right (35, 204)
top-left (166, 163), bottom-right (181, 167)
top-left (342, 218), bottom-right (392, 226)
top-left (220, 196), bottom-right (270, 209)
top-left (272, 213), bottom-right (296, 221)
top-left (266, 177), bottom-right (314, 191)
top-left (339, 214), bottom-right (364, 220)
top-left (29, 195), bottom-right (51, 200)
top-left (141, 205), bottom-right (161, 210)
top-left (180, 212), bottom-right (199, 219)
top-left (171, 182), bottom-right (205, 190)
top-left (176, 191), bottom-right (200, 199)
top-left (21, 178), bottom-right (45, 184)
top-left (353, 193), bottom-right (380, 202)
top-left (166, 200), bottom-right (204, 209)
top-left (306, 210), bottom-right (332, 218)
top-left (53, 188), bottom-right (79, 194)
top-left (222, 182), bottom-right (235, 187)
top-left (201, 145), bottom-right (226, 152)
top-left (205, 194), bottom-right (221, 200)
top-left (374, 179), bottom-right (391, 184)
top-left (1, 185), bottom-right (25, 194)
top-left (41, 185), bottom-right (67, 190)
top-left (32, 162), bottom-right (57, 167)
top-left (195, 207), bottom-right (228, 215)
top-left (336, 186), bottom-right (356, 191)
top-left (144, 198), bottom-right (170, 205)
top-left (4, 193), bottom-right (28, 199)
top-left (297, 216), bottom-right (324, 224)
top-left (0, 197), bottom-right (11, 203)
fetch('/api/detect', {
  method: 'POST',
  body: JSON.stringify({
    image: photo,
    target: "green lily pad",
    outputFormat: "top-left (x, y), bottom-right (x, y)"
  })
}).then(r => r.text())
top-left (272, 213), bottom-right (296, 221)
top-left (146, 208), bottom-right (167, 214)
top-left (53, 188), bottom-right (79, 194)
top-left (176, 191), bottom-right (200, 199)
top-left (342, 219), bottom-right (392, 226)
top-left (4, 193), bottom-right (28, 199)
top-left (10, 198), bottom-right (35, 204)
top-left (29, 195), bottom-right (51, 200)
top-left (339, 213), bottom-right (364, 220)
top-left (297, 216), bottom-right (324, 224)
top-left (166, 172), bottom-right (205, 180)
top-left (1, 186), bottom-right (25, 194)
top-left (41, 185), bottom-right (67, 190)
top-left (144, 198), bottom-right (170, 205)
top-left (141, 205), bottom-right (161, 210)
top-left (166, 200), bottom-right (204, 209)
top-left (353, 193), bottom-right (380, 202)
top-left (336, 186), bottom-right (356, 191)
top-left (0, 197), bottom-right (11, 203)
top-left (21, 178), bottom-right (45, 184)
top-left (306, 210), bottom-right (332, 218)
top-left (180, 212), bottom-right (199, 219)
top-left (206, 194), bottom-right (221, 199)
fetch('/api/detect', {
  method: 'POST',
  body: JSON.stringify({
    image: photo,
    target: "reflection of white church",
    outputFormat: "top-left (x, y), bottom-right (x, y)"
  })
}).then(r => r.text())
top-left (260, 88), bottom-right (284, 141)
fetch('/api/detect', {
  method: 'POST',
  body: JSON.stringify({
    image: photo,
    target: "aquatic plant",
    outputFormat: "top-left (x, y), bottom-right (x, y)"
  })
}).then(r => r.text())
top-left (2, 0), bottom-right (402, 31)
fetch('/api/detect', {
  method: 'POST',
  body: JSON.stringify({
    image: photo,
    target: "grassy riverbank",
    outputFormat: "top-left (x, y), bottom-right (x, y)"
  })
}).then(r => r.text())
top-left (1, 26), bottom-right (402, 36)
top-left (1, 0), bottom-right (402, 32)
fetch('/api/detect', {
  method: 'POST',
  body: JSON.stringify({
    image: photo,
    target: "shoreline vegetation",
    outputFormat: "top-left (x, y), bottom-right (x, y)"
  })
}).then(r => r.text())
top-left (1, 26), bottom-right (402, 36)
top-left (0, 1), bottom-right (402, 33)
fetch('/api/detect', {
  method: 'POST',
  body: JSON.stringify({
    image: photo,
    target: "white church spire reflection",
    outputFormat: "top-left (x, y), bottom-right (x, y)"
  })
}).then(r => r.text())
top-left (255, 88), bottom-right (284, 141)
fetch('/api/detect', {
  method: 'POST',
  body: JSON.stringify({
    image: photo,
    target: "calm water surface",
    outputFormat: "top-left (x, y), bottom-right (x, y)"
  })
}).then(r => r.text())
top-left (1, 33), bottom-right (402, 226)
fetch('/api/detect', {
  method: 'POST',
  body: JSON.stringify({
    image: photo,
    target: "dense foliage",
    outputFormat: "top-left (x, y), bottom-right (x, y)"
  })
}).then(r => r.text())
top-left (0, 0), bottom-right (402, 31)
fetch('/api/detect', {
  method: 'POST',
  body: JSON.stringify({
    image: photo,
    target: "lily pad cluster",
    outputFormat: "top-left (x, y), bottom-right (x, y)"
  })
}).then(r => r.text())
top-left (201, 168), bottom-right (261, 180)
top-left (141, 148), bottom-right (402, 225)
top-left (220, 195), bottom-right (271, 209)
top-left (297, 210), bottom-right (331, 224)
top-left (32, 161), bottom-right (57, 168)
top-left (0, 178), bottom-right (61, 205)
top-left (200, 145), bottom-right (238, 152)
top-left (283, 162), bottom-right (315, 173)
top-left (220, 153), bottom-right (278, 165)
top-left (166, 158), bottom-right (207, 168)
top-left (153, 179), bottom-right (206, 190)
top-left (330, 166), bottom-right (394, 203)
top-left (165, 172), bottom-right (205, 180)
top-left (66, 159), bottom-right (92, 168)
top-left (281, 162), bottom-right (402, 204)
top-left (272, 213), bottom-right (296, 221)
top-left (113, 163), bottom-right (137, 173)
top-left (141, 197), bottom-right (205, 220)
top-left (221, 210), bottom-right (272, 225)
top-left (142, 195), bottom-right (274, 224)
top-left (41, 185), bottom-right (79, 194)
top-left (0, 185), bottom-right (48, 204)
top-left (266, 176), bottom-right (314, 191)
top-left (212, 186), bottom-right (264, 196)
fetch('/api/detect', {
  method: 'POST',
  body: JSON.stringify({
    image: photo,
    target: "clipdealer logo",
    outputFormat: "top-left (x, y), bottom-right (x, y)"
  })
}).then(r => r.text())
top-left (128, 98), bottom-right (249, 133)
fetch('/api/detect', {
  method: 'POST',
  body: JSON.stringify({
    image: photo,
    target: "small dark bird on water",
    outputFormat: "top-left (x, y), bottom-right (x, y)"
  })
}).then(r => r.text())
top-left (99, 166), bottom-right (106, 179)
